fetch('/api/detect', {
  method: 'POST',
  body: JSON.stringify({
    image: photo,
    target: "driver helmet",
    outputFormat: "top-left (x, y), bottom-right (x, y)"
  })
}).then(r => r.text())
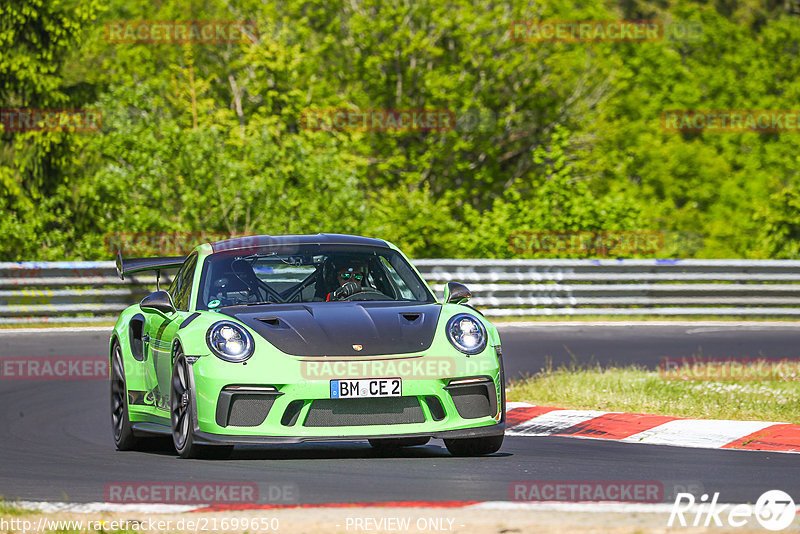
top-left (326, 256), bottom-right (368, 288)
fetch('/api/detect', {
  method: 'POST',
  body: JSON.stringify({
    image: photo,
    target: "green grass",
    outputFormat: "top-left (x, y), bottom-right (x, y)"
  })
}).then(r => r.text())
top-left (506, 362), bottom-right (800, 424)
top-left (0, 497), bottom-right (33, 516)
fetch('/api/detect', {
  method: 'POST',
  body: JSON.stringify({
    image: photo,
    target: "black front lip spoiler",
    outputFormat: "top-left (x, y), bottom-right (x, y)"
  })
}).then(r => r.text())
top-left (134, 421), bottom-right (505, 445)
top-left (194, 423), bottom-right (505, 445)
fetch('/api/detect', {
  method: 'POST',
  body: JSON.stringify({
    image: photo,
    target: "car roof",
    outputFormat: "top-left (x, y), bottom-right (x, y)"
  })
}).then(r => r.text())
top-left (208, 233), bottom-right (390, 253)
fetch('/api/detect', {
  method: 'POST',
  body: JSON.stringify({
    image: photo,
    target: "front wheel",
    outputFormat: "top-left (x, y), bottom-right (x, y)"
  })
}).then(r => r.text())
top-left (444, 434), bottom-right (504, 457)
top-left (170, 352), bottom-right (233, 459)
top-left (171, 353), bottom-right (203, 458)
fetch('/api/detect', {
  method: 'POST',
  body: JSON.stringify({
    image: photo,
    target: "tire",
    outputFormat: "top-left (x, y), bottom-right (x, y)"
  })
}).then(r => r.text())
top-left (111, 341), bottom-right (141, 451)
top-left (444, 434), bottom-right (504, 457)
top-left (171, 351), bottom-right (233, 459)
top-left (368, 437), bottom-right (430, 449)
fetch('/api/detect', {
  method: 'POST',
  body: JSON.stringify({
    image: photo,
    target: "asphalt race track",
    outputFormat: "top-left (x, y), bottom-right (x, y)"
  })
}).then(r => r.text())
top-left (1, 324), bottom-right (799, 506)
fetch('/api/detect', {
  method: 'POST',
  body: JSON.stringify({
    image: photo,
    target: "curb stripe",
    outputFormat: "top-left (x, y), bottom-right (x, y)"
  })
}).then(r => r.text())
top-left (505, 406), bottom-right (561, 427)
top-left (622, 419), bottom-right (779, 448)
top-left (722, 424), bottom-right (800, 452)
top-left (508, 409), bottom-right (608, 436)
top-left (554, 413), bottom-right (680, 440)
top-left (505, 405), bottom-right (800, 453)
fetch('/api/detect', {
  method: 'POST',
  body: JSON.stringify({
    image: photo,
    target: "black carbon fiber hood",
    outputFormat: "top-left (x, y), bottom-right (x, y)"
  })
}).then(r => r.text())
top-left (219, 302), bottom-right (442, 356)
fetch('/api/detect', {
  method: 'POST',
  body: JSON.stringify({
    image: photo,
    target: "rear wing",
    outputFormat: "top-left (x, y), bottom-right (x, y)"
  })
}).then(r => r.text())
top-left (115, 250), bottom-right (185, 281)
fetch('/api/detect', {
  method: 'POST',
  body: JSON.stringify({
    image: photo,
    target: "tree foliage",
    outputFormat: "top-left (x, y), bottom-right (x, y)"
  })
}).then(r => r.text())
top-left (1, 0), bottom-right (799, 259)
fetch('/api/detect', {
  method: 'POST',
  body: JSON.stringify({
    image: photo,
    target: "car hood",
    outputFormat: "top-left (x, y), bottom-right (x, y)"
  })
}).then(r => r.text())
top-left (218, 302), bottom-right (442, 357)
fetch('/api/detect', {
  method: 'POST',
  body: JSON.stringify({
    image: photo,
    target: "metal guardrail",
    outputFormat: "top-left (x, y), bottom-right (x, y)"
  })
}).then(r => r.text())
top-left (1, 259), bottom-right (799, 324)
top-left (415, 259), bottom-right (800, 316)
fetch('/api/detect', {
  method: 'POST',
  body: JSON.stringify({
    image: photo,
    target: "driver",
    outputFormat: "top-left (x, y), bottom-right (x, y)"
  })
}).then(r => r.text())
top-left (326, 260), bottom-right (367, 301)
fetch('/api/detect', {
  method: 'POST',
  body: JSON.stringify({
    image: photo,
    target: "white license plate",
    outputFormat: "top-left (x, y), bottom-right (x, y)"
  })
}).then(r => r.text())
top-left (330, 378), bottom-right (401, 399)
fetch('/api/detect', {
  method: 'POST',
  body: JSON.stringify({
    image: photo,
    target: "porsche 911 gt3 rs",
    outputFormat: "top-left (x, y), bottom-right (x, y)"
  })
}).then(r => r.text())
top-left (110, 234), bottom-right (505, 458)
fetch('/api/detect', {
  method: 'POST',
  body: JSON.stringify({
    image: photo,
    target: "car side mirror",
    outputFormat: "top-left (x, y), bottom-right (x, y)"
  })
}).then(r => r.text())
top-left (140, 290), bottom-right (176, 316)
top-left (444, 282), bottom-right (471, 305)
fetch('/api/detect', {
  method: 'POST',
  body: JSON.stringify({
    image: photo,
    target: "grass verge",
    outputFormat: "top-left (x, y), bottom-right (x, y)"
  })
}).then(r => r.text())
top-left (0, 497), bottom-right (32, 516)
top-left (506, 362), bottom-right (800, 424)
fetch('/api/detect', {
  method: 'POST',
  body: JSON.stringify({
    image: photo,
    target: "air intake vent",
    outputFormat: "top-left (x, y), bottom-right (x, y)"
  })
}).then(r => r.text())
top-left (228, 395), bottom-right (273, 426)
top-left (400, 313), bottom-right (422, 324)
top-left (303, 397), bottom-right (425, 427)
top-left (216, 388), bottom-right (280, 427)
top-left (281, 400), bottom-right (305, 426)
top-left (424, 396), bottom-right (445, 421)
top-left (448, 384), bottom-right (494, 419)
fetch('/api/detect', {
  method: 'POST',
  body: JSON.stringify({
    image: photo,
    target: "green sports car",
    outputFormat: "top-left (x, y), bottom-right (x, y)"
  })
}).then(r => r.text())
top-left (110, 234), bottom-right (505, 458)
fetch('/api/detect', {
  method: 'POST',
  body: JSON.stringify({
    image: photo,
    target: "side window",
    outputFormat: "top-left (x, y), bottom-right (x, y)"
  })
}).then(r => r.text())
top-left (168, 266), bottom-right (182, 298)
top-left (173, 254), bottom-right (197, 311)
top-left (379, 256), bottom-right (415, 300)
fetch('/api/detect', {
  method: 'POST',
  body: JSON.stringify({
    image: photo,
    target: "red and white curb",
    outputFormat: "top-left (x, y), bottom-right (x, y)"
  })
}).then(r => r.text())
top-left (506, 402), bottom-right (800, 453)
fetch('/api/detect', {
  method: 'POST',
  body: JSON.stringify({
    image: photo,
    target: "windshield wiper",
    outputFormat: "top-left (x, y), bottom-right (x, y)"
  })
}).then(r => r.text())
top-left (242, 301), bottom-right (274, 306)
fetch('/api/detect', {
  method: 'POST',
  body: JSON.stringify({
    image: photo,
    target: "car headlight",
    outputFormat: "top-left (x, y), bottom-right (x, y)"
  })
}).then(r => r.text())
top-left (446, 313), bottom-right (487, 355)
top-left (206, 321), bottom-right (254, 362)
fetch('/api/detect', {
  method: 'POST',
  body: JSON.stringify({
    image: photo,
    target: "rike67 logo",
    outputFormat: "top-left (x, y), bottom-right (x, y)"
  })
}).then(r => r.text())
top-left (668, 490), bottom-right (796, 531)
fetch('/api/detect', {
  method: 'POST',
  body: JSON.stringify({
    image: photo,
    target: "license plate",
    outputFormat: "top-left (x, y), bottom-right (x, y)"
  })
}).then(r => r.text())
top-left (330, 378), bottom-right (401, 399)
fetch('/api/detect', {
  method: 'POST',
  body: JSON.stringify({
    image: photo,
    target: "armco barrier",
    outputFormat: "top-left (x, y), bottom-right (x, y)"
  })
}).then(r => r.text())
top-left (1, 259), bottom-right (799, 324)
top-left (414, 259), bottom-right (800, 317)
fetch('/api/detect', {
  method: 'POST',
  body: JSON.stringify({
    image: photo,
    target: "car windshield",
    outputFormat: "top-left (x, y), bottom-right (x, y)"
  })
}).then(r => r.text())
top-left (196, 244), bottom-right (435, 309)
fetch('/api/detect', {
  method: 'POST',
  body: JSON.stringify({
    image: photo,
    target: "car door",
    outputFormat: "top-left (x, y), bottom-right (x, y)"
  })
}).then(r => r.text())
top-left (145, 253), bottom-right (197, 411)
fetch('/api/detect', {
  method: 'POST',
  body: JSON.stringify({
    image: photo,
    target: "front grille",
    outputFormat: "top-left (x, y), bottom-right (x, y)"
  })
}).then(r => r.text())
top-left (216, 392), bottom-right (276, 427)
top-left (449, 384), bottom-right (493, 419)
top-left (228, 395), bottom-right (275, 426)
top-left (303, 397), bottom-right (425, 427)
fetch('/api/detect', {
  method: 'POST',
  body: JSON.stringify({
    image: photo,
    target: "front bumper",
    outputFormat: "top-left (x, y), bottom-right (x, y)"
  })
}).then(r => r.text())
top-left (188, 349), bottom-right (505, 440)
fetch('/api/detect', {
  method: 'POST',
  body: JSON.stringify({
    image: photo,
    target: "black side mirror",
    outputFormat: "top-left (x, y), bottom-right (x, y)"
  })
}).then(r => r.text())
top-left (140, 290), bottom-right (176, 316)
top-left (444, 282), bottom-right (471, 304)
